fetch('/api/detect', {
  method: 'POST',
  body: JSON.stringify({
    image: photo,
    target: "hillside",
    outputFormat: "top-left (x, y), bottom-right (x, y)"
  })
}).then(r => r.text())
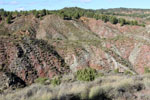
top-left (1, 7), bottom-right (150, 100)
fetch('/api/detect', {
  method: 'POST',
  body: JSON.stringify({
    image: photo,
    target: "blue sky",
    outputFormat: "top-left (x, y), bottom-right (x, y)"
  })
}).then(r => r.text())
top-left (0, 0), bottom-right (150, 11)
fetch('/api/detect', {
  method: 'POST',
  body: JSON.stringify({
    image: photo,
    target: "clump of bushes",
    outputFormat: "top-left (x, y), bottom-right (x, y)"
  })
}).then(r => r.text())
top-left (76, 67), bottom-right (103, 81)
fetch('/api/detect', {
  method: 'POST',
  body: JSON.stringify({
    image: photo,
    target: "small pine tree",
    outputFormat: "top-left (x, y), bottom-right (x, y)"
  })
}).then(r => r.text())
top-left (101, 15), bottom-right (108, 23)
top-left (74, 12), bottom-right (80, 19)
top-left (109, 16), bottom-right (118, 24)
top-left (24, 11), bottom-right (28, 16)
top-left (132, 20), bottom-right (138, 25)
top-left (0, 9), bottom-right (7, 17)
top-left (32, 10), bottom-right (37, 15)
top-left (40, 16), bottom-right (43, 20)
top-left (41, 9), bottom-right (47, 16)
top-left (0, 15), bottom-right (2, 22)
top-left (35, 11), bottom-right (39, 18)
top-left (119, 18), bottom-right (126, 26)
top-left (94, 14), bottom-right (99, 20)
top-left (14, 11), bottom-right (20, 17)
top-left (6, 14), bottom-right (12, 24)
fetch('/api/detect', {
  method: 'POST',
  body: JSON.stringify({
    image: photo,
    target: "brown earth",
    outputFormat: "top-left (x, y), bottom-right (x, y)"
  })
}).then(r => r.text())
top-left (1, 14), bottom-right (150, 92)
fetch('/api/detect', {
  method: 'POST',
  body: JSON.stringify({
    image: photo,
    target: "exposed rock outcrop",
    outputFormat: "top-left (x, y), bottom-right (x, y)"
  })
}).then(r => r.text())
top-left (0, 36), bottom-right (69, 87)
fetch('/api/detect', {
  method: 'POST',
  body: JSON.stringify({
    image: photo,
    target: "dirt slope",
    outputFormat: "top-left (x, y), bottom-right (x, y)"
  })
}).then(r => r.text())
top-left (0, 34), bottom-right (69, 91)
top-left (33, 15), bottom-right (150, 74)
top-left (1, 14), bottom-right (150, 91)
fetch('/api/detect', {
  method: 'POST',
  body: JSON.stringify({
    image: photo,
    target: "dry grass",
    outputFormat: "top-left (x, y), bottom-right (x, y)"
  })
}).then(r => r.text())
top-left (1, 74), bottom-right (150, 100)
top-left (89, 86), bottom-right (102, 99)
top-left (143, 74), bottom-right (150, 89)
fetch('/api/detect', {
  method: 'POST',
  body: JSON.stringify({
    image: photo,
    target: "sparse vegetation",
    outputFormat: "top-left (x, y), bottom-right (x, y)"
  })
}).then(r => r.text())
top-left (124, 70), bottom-right (133, 75)
top-left (35, 77), bottom-right (49, 84)
top-left (50, 77), bottom-right (61, 86)
top-left (0, 75), bottom-right (147, 100)
top-left (144, 67), bottom-right (150, 73)
top-left (114, 68), bottom-right (119, 73)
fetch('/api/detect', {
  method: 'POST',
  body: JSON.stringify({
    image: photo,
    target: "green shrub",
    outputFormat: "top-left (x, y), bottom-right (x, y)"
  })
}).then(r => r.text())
top-left (124, 70), bottom-right (133, 75)
top-left (51, 77), bottom-right (61, 86)
top-left (76, 68), bottom-right (98, 81)
top-left (6, 14), bottom-right (12, 24)
top-left (140, 24), bottom-right (145, 27)
top-left (109, 16), bottom-right (118, 24)
top-left (144, 67), bottom-right (150, 73)
top-left (40, 16), bottom-right (43, 20)
top-left (0, 65), bottom-right (2, 70)
top-left (114, 68), bottom-right (119, 73)
top-left (35, 11), bottom-right (39, 18)
top-left (118, 18), bottom-right (126, 26)
top-left (35, 77), bottom-right (49, 84)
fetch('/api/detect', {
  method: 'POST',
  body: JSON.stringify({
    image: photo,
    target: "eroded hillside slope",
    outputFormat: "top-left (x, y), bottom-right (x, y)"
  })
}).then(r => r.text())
top-left (33, 15), bottom-right (150, 74)
top-left (0, 13), bottom-right (150, 92)
top-left (0, 33), bottom-right (69, 91)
